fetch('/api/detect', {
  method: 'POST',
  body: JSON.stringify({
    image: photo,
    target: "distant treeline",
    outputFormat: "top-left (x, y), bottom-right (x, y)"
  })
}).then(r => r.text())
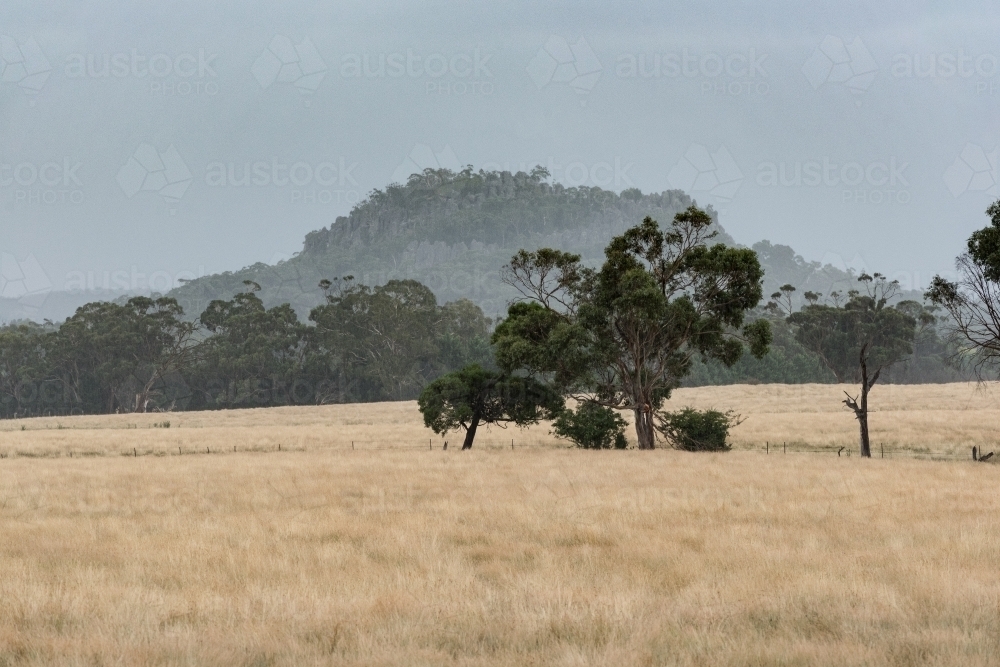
top-left (0, 279), bottom-right (492, 418)
top-left (0, 269), bottom-right (965, 419)
top-left (684, 302), bottom-right (967, 386)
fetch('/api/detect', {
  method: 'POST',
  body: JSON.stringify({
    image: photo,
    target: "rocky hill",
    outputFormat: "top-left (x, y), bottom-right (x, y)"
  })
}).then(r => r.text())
top-left (168, 167), bottom-right (882, 320)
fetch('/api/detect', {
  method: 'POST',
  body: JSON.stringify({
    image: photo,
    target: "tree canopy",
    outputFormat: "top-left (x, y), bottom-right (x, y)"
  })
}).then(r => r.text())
top-left (492, 207), bottom-right (771, 449)
top-left (418, 364), bottom-right (563, 449)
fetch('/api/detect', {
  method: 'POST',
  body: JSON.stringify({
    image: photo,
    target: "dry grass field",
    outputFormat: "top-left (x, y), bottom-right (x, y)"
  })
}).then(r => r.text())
top-left (1, 383), bottom-right (999, 665)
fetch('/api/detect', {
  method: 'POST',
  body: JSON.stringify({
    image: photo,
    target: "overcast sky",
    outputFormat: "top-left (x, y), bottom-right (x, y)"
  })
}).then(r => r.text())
top-left (1, 0), bottom-right (998, 299)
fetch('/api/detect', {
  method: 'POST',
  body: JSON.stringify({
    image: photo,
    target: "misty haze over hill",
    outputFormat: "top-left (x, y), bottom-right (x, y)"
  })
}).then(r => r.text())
top-left (0, 2), bottom-right (997, 321)
top-left (167, 169), bottom-right (885, 321)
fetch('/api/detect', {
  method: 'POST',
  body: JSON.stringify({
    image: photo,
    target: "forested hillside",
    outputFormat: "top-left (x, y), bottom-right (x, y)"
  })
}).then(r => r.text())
top-left (168, 168), bottom-right (879, 320)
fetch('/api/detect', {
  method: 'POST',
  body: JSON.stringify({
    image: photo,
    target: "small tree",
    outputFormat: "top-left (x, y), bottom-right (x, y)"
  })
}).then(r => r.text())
top-left (552, 402), bottom-right (628, 449)
top-left (787, 273), bottom-right (915, 457)
top-left (418, 364), bottom-right (563, 449)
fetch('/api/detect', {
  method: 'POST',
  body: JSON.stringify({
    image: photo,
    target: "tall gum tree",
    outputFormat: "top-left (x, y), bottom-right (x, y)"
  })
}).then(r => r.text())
top-left (492, 208), bottom-right (771, 449)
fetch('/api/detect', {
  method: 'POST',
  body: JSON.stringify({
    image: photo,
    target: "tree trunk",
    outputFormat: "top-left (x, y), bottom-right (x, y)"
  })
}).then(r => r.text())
top-left (461, 414), bottom-right (480, 450)
top-left (634, 407), bottom-right (655, 450)
top-left (843, 347), bottom-right (877, 459)
top-left (858, 379), bottom-right (871, 458)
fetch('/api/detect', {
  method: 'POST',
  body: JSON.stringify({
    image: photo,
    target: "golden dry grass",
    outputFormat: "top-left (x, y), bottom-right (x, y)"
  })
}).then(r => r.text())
top-left (1, 383), bottom-right (999, 665)
top-left (2, 381), bottom-right (997, 459)
top-left (675, 381), bottom-right (1000, 458)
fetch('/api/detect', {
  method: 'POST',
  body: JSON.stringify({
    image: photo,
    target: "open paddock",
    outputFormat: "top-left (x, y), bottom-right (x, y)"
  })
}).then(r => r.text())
top-left (0, 383), bottom-right (998, 665)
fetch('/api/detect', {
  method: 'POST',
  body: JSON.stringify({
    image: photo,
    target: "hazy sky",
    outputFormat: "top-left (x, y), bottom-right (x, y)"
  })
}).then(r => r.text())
top-left (1, 1), bottom-right (998, 299)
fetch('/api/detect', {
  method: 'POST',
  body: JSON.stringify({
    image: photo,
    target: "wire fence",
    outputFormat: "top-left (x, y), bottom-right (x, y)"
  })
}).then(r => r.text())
top-left (0, 437), bottom-right (994, 462)
top-left (0, 437), bottom-right (560, 460)
top-left (750, 440), bottom-right (995, 462)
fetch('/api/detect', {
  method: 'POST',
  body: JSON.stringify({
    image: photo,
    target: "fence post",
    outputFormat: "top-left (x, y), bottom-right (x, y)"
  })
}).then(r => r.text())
top-left (783, 442), bottom-right (786, 454)
top-left (766, 441), bottom-right (768, 454)
top-left (881, 443), bottom-right (884, 459)
top-left (512, 438), bottom-right (514, 451)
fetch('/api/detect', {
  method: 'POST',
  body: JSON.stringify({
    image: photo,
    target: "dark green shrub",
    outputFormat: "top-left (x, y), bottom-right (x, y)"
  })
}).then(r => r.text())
top-left (552, 402), bottom-right (628, 449)
top-left (657, 408), bottom-right (737, 452)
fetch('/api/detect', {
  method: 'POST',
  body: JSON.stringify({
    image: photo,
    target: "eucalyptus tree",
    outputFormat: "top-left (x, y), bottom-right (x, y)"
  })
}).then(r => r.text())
top-left (195, 285), bottom-right (307, 408)
top-left (310, 278), bottom-right (494, 402)
top-left (0, 322), bottom-right (51, 417)
top-left (418, 364), bottom-right (563, 449)
top-left (51, 297), bottom-right (197, 413)
top-left (492, 207), bottom-right (770, 449)
top-left (927, 199), bottom-right (1000, 377)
